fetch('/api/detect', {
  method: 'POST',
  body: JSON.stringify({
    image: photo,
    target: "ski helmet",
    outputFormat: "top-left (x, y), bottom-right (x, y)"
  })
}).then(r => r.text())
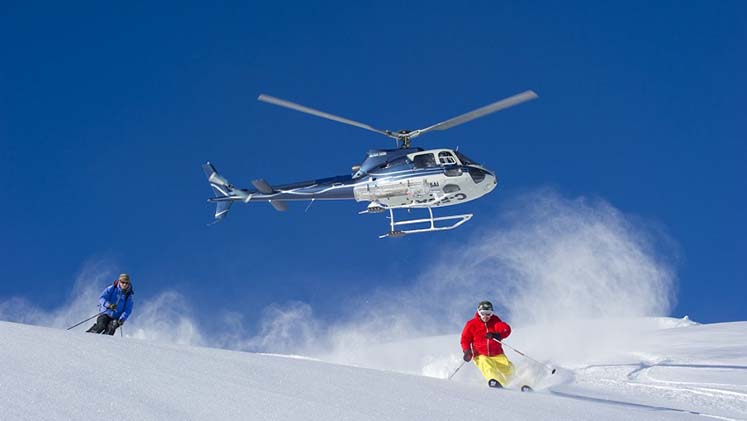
top-left (477, 301), bottom-right (493, 311)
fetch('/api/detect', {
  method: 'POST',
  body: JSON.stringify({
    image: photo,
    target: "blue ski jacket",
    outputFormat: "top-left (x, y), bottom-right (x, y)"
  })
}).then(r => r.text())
top-left (98, 282), bottom-right (134, 322)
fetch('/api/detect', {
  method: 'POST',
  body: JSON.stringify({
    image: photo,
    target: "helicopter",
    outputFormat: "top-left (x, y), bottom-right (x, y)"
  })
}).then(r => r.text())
top-left (203, 90), bottom-right (538, 238)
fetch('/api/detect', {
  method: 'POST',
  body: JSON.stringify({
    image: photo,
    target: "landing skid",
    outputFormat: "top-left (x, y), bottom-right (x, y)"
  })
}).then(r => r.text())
top-left (378, 207), bottom-right (472, 238)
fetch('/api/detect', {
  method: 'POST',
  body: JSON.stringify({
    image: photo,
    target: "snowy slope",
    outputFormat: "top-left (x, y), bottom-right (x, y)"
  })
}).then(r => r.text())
top-left (2, 319), bottom-right (746, 420)
top-left (543, 319), bottom-right (747, 419)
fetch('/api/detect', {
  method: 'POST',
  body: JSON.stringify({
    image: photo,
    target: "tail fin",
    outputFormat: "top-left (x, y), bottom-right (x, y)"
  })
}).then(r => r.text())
top-left (203, 162), bottom-right (246, 223)
top-left (203, 162), bottom-right (232, 197)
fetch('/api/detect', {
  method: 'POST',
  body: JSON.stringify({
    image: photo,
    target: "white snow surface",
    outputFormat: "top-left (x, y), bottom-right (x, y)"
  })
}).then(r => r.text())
top-left (2, 317), bottom-right (747, 420)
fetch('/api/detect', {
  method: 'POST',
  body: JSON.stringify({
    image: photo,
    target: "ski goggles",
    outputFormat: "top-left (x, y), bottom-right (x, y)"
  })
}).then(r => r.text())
top-left (478, 309), bottom-right (493, 317)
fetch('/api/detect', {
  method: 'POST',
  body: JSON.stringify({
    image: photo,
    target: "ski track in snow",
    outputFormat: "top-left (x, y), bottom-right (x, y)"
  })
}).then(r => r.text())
top-left (547, 389), bottom-right (739, 421)
top-left (549, 363), bottom-right (747, 420)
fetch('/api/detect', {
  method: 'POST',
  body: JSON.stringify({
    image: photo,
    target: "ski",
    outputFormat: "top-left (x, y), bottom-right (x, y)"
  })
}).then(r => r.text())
top-left (487, 379), bottom-right (533, 392)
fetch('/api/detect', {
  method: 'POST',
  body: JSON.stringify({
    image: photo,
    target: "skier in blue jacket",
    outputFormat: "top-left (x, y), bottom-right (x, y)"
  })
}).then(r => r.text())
top-left (87, 273), bottom-right (134, 335)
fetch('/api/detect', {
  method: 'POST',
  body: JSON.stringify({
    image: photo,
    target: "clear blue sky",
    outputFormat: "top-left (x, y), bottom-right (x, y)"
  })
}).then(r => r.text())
top-left (1, 2), bottom-right (745, 326)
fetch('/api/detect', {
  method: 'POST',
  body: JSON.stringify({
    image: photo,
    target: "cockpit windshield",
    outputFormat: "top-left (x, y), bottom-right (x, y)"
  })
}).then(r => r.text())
top-left (454, 151), bottom-right (478, 166)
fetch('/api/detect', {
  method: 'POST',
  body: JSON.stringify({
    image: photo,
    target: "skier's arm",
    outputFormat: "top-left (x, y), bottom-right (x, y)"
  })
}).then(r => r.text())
top-left (99, 286), bottom-right (114, 310)
top-left (119, 297), bottom-right (133, 322)
top-left (460, 322), bottom-right (473, 352)
top-left (460, 323), bottom-right (474, 361)
top-left (495, 321), bottom-right (511, 339)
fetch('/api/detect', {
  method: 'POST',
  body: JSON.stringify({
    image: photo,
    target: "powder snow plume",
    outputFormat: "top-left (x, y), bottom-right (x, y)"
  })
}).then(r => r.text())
top-left (295, 190), bottom-right (678, 371)
top-left (0, 190), bottom-right (678, 373)
top-left (432, 189), bottom-right (676, 325)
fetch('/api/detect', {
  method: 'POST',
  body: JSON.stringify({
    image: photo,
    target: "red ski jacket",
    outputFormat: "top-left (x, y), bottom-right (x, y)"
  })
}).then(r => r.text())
top-left (461, 313), bottom-right (512, 357)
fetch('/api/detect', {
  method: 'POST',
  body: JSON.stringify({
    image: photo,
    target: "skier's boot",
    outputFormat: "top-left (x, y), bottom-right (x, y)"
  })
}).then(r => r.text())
top-left (488, 379), bottom-right (502, 388)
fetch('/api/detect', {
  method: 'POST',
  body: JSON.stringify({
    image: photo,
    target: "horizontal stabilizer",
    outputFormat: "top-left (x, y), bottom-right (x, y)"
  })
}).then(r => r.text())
top-left (270, 200), bottom-right (288, 212)
top-left (251, 179), bottom-right (274, 194)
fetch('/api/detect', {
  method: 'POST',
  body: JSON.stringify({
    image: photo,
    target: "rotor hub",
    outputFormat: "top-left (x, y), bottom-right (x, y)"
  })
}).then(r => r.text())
top-left (397, 130), bottom-right (412, 148)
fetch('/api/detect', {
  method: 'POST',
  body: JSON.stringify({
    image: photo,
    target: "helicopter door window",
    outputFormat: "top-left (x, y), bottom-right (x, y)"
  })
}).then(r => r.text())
top-left (438, 151), bottom-right (457, 165)
top-left (413, 153), bottom-right (437, 169)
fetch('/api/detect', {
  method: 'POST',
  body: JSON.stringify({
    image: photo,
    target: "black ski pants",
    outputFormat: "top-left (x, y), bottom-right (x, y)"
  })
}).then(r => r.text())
top-left (86, 314), bottom-right (119, 335)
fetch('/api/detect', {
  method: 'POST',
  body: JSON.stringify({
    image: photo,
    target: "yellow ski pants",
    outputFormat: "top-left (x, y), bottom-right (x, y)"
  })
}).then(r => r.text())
top-left (473, 354), bottom-right (514, 386)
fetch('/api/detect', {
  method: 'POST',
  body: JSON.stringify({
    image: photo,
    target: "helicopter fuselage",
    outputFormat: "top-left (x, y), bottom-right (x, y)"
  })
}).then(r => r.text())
top-left (222, 148), bottom-right (497, 209)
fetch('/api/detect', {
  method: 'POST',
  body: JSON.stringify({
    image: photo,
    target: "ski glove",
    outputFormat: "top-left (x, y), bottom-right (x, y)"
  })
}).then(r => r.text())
top-left (106, 303), bottom-right (117, 310)
top-left (486, 332), bottom-right (502, 340)
top-left (463, 349), bottom-right (473, 362)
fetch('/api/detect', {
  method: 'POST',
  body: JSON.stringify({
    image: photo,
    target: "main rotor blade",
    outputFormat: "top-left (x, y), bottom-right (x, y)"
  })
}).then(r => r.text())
top-left (258, 94), bottom-right (397, 140)
top-left (412, 90), bottom-right (538, 138)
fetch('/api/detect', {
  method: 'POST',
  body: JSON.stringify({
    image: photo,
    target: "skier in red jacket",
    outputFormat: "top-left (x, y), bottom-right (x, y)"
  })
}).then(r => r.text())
top-left (460, 300), bottom-right (514, 388)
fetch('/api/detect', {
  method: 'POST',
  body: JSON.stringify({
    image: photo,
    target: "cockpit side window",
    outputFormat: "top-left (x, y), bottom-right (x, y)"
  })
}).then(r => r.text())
top-left (438, 151), bottom-right (457, 165)
top-left (413, 153), bottom-right (437, 168)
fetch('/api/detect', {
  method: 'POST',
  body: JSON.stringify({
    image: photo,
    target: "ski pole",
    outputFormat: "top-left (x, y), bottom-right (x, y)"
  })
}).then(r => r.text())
top-left (492, 338), bottom-right (556, 374)
top-left (66, 312), bottom-right (104, 330)
top-left (448, 360), bottom-right (467, 380)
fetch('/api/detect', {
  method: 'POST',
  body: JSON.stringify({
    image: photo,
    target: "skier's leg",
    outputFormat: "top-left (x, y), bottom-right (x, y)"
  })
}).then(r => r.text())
top-left (104, 319), bottom-right (119, 335)
top-left (474, 354), bottom-right (514, 387)
top-left (473, 355), bottom-right (498, 385)
top-left (86, 314), bottom-right (112, 334)
top-left (492, 354), bottom-right (515, 386)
